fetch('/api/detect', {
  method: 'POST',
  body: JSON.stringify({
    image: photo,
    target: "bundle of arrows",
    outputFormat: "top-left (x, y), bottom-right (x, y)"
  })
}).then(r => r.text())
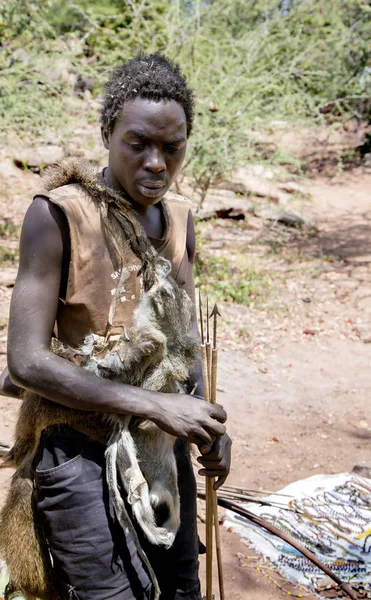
top-left (198, 291), bottom-right (224, 600)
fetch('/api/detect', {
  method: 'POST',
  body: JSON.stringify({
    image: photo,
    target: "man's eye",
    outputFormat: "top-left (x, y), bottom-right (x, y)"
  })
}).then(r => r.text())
top-left (130, 143), bottom-right (145, 151)
top-left (164, 144), bottom-right (180, 154)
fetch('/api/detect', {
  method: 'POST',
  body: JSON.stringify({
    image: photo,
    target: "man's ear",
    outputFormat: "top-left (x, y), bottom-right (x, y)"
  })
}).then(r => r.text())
top-left (101, 126), bottom-right (110, 150)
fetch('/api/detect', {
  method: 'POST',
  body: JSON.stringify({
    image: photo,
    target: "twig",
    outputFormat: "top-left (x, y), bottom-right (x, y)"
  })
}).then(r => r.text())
top-left (220, 483), bottom-right (294, 498)
top-left (197, 488), bottom-right (290, 510)
top-left (199, 481), bottom-right (294, 499)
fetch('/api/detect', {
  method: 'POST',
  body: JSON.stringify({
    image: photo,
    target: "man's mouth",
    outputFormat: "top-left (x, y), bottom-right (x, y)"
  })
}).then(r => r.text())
top-left (137, 181), bottom-right (166, 197)
top-left (139, 181), bottom-right (166, 189)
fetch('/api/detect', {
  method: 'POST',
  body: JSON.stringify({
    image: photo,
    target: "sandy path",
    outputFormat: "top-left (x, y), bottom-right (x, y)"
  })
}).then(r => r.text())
top-left (1, 169), bottom-right (371, 599)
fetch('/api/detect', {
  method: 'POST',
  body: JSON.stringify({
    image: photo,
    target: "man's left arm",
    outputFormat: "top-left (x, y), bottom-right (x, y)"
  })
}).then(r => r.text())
top-left (184, 209), bottom-right (232, 490)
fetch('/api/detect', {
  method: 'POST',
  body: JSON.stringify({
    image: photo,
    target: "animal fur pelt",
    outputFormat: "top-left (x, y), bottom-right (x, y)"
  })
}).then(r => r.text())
top-left (0, 159), bottom-right (200, 600)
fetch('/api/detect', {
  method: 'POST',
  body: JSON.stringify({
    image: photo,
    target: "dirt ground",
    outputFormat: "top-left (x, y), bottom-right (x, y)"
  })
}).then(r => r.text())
top-left (0, 137), bottom-right (371, 599)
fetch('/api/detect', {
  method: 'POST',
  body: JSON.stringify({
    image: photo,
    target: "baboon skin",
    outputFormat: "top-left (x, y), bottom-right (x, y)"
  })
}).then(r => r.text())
top-left (0, 457), bottom-right (62, 600)
top-left (0, 257), bottom-right (199, 599)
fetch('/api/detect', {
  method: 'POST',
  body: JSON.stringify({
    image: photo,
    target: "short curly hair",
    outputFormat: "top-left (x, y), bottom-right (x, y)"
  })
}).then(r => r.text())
top-left (100, 53), bottom-right (195, 137)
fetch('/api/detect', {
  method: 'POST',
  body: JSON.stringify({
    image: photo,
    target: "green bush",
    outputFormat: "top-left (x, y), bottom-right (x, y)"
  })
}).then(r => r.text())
top-left (1, 0), bottom-right (370, 191)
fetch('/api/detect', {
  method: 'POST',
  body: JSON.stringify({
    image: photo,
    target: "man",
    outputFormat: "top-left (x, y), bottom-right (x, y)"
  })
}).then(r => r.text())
top-left (1, 53), bottom-right (231, 599)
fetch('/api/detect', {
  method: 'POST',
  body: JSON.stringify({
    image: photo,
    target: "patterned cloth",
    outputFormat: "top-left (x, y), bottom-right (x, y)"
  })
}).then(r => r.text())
top-left (224, 473), bottom-right (371, 597)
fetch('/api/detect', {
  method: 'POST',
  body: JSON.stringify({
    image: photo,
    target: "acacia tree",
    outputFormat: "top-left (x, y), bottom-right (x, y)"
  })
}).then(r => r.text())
top-left (1, 0), bottom-right (370, 189)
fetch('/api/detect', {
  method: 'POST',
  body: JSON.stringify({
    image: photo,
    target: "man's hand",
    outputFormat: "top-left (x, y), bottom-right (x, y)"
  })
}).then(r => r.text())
top-left (152, 394), bottom-right (227, 447)
top-left (197, 432), bottom-right (232, 490)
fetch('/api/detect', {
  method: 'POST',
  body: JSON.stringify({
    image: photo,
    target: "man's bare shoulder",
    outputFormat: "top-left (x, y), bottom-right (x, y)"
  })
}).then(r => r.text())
top-left (18, 197), bottom-right (67, 271)
top-left (24, 195), bottom-right (68, 237)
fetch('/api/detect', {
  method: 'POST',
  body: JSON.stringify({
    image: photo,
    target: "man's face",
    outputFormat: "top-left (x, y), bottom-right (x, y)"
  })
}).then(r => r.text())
top-left (102, 98), bottom-right (188, 207)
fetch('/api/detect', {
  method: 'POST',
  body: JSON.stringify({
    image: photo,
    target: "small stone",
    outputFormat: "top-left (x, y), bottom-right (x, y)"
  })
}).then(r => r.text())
top-left (353, 323), bottom-right (371, 344)
top-left (278, 181), bottom-right (310, 198)
top-left (208, 101), bottom-right (219, 112)
top-left (198, 189), bottom-right (253, 220)
top-left (83, 89), bottom-right (93, 102)
top-left (218, 167), bottom-right (283, 202)
top-left (363, 153), bottom-right (371, 168)
top-left (352, 462), bottom-right (371, 479)
top-left (0, 268), bottom-right (17, 287)
top-left (13, 145), bottom-right (64, 172)
top-left (254, 204), bottom-right (311, 228)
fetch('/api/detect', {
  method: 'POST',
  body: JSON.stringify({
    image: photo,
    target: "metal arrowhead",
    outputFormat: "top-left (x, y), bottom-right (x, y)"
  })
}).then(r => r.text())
top-left (209, 303), bottom-right (222, 318)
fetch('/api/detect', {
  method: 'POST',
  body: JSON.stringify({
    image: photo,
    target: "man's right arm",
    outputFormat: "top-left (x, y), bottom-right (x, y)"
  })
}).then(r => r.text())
top-left (7, 197), bottom-right (226, 446)
top-left (0, 366), bottom-right (23, 399)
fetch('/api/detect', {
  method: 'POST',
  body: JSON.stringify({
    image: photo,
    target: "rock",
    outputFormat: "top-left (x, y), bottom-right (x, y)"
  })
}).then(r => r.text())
top-left (363, 153), bottom-right (371, 169)
top-left (278, 181), bottom-right (310, 198)
top-left (242, 164), bottom-right (277, 181)
top-left (83, 89), bottom-right (93, 102)
top-left (14, 145), bottom-right (64, 171)
top-left (269, 119), bottom-right (288, 130)
top-left (60, 69), bottom-right (77, 87)
top-left (352, 462), bottom-right (371, 478)
top-left (74, 74), bottom-right (94, 95)
top-left (253, 204), bottom-right (310, 227)
top-left (353, 323), bottom-right (371, 343)
top-left (0, 159), bottom-right (23, 180)
top-left (198, 189), bottom-right (253, 220)
top-left (278, 212), bottom-right (308, 227)
top-left (243, 128), bottom-right (270, 144)
top-left (0, 267), bottom-right (17, 287)
top-left (49, 58), bottom-right (76, 86)
top-left (208, 101), bottom-right (219, 112)
top-left (316, 576), bottom-right (336, 591)
top-left (343, 117), bottom-right (360, 134)
top-left (11, 48), bottom-right (31, 65)
top-left (217, 167), bottom-right (284, 202)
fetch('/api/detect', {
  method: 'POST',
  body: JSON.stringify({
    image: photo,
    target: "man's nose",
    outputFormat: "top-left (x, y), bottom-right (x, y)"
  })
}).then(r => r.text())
top-left (144, 148), bottom-right (166, 173)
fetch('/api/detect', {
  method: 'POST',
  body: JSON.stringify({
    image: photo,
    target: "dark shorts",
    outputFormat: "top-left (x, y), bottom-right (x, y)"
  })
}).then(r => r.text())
top-left (34, 426), bottom-right (201, 600)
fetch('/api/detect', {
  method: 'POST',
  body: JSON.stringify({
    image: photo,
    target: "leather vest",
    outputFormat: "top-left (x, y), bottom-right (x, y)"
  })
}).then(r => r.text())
top-left (37, 184), bottom-right (192, 348)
